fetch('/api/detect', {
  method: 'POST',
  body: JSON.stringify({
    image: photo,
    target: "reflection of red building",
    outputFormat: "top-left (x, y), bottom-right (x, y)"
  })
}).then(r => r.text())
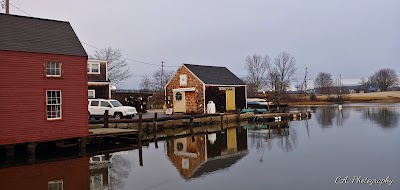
top-left (0, 157), bottom-right (90, 190)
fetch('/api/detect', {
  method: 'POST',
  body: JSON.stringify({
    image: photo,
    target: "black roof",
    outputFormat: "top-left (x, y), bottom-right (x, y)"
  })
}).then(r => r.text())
top-left (184, 64), bottom-right (246, 85)
top-left (190, 151), bottom-right (248, 179)
top-left (0, 14), bottom-right (87, 57)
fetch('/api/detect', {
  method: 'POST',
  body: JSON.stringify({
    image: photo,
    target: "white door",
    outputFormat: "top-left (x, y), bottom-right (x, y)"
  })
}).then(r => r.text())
top-left (173, 91), bottom-right (186, 113)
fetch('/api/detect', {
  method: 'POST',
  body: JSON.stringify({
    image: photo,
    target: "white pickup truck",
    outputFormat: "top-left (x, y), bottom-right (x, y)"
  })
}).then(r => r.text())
top-left (88, 99), bottom-right (138, 120)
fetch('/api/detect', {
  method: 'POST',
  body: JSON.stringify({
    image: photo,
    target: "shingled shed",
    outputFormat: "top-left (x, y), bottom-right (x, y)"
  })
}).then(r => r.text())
top-left (165, 64), bottom-right (247, 114)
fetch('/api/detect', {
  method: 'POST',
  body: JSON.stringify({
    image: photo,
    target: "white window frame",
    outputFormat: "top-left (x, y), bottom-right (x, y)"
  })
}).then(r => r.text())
top-left (88, 62), bottom-right (100, 74)
top-left (48, 179), bottom-right (63, 190)
top-left (46, 90), bottom-right (62, 120)
top-left (88, 90), bottom-right (96, 99)
top-left (46, 62), bottom-right (62, 77)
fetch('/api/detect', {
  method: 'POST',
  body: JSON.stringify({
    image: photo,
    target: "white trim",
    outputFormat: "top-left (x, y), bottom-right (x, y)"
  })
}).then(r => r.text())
top-left (105, 61), bottom-right (109, 81)
top-left (205, 84), bottom-right (247, 87)
top-left (88, 82), bottom-right (111, 85)
top-left (172, 87), bottom-right (196, 92)
top-left (245, 85), bottom-right (248, 108)
top-left (182, 65), bottom-right (206, 86)
top-left (108, 83), bottom-right (111, 99)
top-left (203, 84), bottom-right (206, 113)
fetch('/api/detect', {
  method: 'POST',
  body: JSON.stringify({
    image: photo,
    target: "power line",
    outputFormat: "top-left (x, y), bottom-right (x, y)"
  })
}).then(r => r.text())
top-left (9, 3), bottom-right (32, 17)
top-left (81, 41), bottom-right (162, 67)
top-left (3, 2), bottom-right (181, 69)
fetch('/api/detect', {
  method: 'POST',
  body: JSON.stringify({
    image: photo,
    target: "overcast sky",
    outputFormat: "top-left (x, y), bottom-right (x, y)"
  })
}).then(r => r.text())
top-left (3, 0), bottom-right (400, 89)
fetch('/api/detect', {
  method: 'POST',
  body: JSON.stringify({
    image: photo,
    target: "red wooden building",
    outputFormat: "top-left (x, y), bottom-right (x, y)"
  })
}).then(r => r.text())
top-left (0, 14), bottom-right (88, 146)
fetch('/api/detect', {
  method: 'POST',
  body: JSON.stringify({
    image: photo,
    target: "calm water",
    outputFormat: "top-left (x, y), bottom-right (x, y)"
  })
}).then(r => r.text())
top-left (1, 104), bottom-right (400, 190)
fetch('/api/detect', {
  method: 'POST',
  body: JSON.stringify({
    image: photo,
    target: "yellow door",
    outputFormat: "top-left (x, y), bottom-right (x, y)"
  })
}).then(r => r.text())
top-left (173, 91), bottom-right (186, 113)
top-left (226, 89), bottom-right (235, 111)
top-left (227, 128), bottom-right (237, 151)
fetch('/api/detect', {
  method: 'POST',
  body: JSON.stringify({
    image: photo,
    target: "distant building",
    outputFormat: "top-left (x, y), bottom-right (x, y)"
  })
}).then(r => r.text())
top-left (0, 14), bottom-right (88, 145)
top-left (88, 59), bottom-right (111, 99)
top-left (165, 64), bottom-right (247, 113)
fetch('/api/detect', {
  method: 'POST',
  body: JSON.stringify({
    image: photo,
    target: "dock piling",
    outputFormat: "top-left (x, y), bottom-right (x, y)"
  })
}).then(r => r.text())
top-left (4, 145), bottom-right (14, 163)
top-left (104, 110), bottom-right (109, 128)
top-left (26, 142), bottom-right (36, 164)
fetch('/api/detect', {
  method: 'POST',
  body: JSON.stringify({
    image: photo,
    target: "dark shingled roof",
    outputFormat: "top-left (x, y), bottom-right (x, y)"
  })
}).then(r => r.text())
top-left (184, 64), bottom-right (246, 85)
top-left (190, 151), bottom-right (248, 179)
top-left (0, 14), bottom-right (87, 57)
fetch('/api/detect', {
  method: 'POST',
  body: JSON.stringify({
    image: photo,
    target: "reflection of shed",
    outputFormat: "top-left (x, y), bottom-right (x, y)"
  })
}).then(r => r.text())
top-left (166, 127), bottom-right (248, 180)
top-left (165, 64), bottom-right (247, 114)
top-left (0, 157), bottom-right (90, 190)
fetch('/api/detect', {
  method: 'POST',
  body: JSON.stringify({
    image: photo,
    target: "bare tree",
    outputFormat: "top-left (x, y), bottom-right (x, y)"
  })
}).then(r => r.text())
top-left (92, 46), bottom-right (132, 85)
top-left (273, 52), bottom-right (296, 92)
top-left (139, 75), bottom-right (152, 91)
top-left (314, 72), bottom-right (333, 94)
top-left (266, 67), bottom-right (280, 93)
top-left (371, 68), bottom-right (399, 91)
top-left (152, 69), bottom-right (174, 91)
top-left (245, 54), bottom-right (270, 96)
top-left (360, 68), bottom-right (399, 91)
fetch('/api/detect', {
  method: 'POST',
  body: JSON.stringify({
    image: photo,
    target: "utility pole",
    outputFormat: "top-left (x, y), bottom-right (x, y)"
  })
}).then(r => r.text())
top-left (339, 74), bottom-right (342, 99)
top-left (6, 0), bottom-right (9, 14)
top-left (161, 61), bottom-right (164, 88)
top-left (303, 67), bottom-right (308, 95)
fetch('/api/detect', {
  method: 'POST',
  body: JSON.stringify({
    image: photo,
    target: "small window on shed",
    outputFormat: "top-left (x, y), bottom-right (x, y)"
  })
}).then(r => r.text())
top-left (180, 75), bottom-right (187, 86)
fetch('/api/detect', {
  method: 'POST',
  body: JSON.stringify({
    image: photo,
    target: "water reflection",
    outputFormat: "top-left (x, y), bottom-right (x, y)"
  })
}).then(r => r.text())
top-left (166, 127), bottom-right (248, 180)
top-left (246, 121), bottom-right (297, 153)
top-left (90, 152), bottom-right (132, 190)
top-left (361, 107), bottom-right (399, 128)
top-left (0, 157), bottom-right (90, 190)
top-left (315, 107), bottom-right (350, 128)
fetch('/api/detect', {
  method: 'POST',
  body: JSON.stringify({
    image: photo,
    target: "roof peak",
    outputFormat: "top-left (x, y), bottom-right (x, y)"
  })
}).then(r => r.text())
top-left (183, 63), bottom-right (226, 68)
top-left (0, 13), bottom-right (69, 24)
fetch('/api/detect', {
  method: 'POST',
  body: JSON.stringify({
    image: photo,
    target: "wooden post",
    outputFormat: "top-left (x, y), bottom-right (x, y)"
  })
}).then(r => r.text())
top-left (104, 110), bottom-right (109, 128)
top-left (79, 137), bottom-right (87, 156)
top-left (138, 113), bottom-right (143, 166)
top-left (220, 114), bottom-right (224, 130)
top-left (4, 145), bottom-right (14, 163)
top-left (236, 108), bottom-right (241, 122)
top-left (189, 115), bottom-right (194, 135)
top-left (153, 113), bottom-right (158, 135)
top-left (26, 142), bottom-right (36, 164)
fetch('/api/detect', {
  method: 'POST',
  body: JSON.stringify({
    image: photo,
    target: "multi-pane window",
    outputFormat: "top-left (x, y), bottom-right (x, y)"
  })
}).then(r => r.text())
top-left (46, 90), bottom-right (62, 119)
top-left (87, 63), bottom-right (100, 74)
top-left (46, 62), bottom-right (61, 77)
top-left (48, 180), bottom-right (63, 190)
top-left (88, 90), bottom-right (95, 99)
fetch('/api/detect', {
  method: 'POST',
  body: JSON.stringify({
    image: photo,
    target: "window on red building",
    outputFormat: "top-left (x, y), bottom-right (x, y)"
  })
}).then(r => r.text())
top-left (46, 62), bottom-right (62, 77)
top-left (46, 90), bottom-right (62, 119)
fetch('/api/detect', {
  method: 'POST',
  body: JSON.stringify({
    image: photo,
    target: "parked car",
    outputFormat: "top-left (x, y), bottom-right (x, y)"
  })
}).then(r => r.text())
top-left (88, 99), bottom-right (138, 120)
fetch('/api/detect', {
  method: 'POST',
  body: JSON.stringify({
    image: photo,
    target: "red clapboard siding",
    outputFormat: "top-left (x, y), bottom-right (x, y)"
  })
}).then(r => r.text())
top-left (0, 50), bottom-right (88, 145)
top-left (0, 157), bottom-right (90, 190)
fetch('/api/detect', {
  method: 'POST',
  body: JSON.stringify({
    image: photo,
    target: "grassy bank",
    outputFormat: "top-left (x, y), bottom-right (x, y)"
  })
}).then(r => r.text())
top-left (287, 91), bottom-right (400, 105)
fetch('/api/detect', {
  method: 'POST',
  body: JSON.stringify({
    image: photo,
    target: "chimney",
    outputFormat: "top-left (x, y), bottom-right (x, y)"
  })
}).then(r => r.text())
top-left (6, 0), bottom-right (9, 15)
